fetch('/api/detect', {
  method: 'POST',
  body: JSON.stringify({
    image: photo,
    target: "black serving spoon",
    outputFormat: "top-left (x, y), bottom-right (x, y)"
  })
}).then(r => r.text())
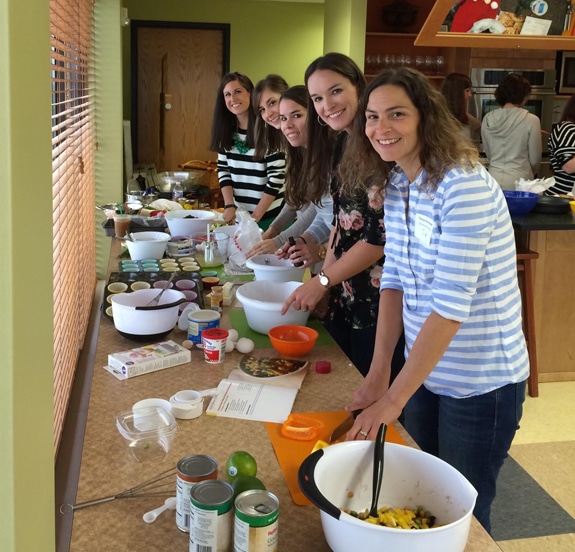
top-left (369, 423), bottom-right (387, 518)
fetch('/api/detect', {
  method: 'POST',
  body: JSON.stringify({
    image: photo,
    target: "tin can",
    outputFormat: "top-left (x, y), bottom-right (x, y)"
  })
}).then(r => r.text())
top-left (189, 480), bottom-right (234, 552)
top-left (176, 454), bottom-right (218, 533)
top-left (187, 309), bottom-right (221, 344)
top-left (234, 490), bottom-right (279, 552)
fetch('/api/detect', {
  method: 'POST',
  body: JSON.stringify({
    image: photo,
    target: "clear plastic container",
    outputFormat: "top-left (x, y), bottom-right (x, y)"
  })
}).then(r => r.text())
top-left (115, 406), bottom-right (178, 462)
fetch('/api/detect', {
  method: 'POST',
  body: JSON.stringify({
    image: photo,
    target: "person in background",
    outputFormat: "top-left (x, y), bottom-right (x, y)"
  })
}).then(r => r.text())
top-left (441, 72), bottom-right (481, 149)
top-left (282, 52), bottom-right (405, 379)
top-left (252, 74), bottom-right (289, 161)
top-left (248, 85), bottom-right (329, 271)
top-left (547, 93), bottom-right (575, 195)
top-left (209, 72), bottom-right (285, 230)
top-left (481, 72), bottom-right (541, 190)
top-left (342, 67), bottom-right (528, 533)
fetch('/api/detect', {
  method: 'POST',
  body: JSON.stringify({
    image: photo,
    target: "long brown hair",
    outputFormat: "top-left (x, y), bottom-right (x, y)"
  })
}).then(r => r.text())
top-left (341, 67), bottom-right (479, 195)
top-left (209, 72), bottom-right (255, 152)
top-left (295, 53), bottom-right (365, 206)
top-left (252, 74), bottom-right (289, 160)
top-left (279, 86), bottom-right (309, 210)
top-left (441, 72), bottom-right (472, 125)
top-left (561, 93), bottom-right (575, 123)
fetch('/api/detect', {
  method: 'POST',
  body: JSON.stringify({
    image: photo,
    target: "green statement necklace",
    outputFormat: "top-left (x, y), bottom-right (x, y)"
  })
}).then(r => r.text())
top-left (233, 132), bottom-right (250, 154)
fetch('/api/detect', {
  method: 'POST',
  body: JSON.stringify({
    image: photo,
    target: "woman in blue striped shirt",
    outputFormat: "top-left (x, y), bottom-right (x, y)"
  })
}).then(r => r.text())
top-left (343, 68), bottom-right (528, 533)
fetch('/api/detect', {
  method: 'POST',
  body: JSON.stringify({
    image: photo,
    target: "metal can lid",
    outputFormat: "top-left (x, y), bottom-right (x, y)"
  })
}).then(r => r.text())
top-left (235, 490), bottom-right (279, 527)
top-left (190, 480), bottom-right (234, 514)
top-left (188, 309), bottom-right (221, 323)
top-left (177, 454), bottom-right (218, 481)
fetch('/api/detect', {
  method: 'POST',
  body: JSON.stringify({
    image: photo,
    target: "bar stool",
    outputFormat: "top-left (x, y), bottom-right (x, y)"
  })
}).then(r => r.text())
top-left (516, 249), bottom-right (539, 397)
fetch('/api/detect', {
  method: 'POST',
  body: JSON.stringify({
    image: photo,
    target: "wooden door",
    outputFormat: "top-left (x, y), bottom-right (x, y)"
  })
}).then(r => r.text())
top-left (133, 24), bottom-right (228, 171)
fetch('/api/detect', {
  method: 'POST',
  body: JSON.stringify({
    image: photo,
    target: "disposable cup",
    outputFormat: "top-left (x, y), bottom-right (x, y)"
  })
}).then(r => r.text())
top-left (113, 214), bottom-right (132, 238)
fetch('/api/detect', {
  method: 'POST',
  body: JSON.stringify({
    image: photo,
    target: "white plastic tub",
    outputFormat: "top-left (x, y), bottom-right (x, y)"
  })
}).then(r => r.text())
top-left (235, 280), bottom-right (309, 334)
top-left (298, 441), bottom-right (478, 552)
top-left (246, 254), bottom-right (304, 282)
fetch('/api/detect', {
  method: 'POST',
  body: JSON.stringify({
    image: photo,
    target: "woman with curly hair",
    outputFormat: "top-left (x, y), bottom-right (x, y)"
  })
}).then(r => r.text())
top-left (209, 72), bottom-right (285, 229)
top-left (343, 67), bottom-right (528, 534)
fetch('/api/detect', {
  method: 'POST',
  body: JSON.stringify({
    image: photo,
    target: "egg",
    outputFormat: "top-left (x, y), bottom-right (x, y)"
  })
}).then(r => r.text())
top-left (181, 340), bottom-right (194, 350)
top-left (227, 328), bottom-right (239, 343)
top-left (225, 338), bottom-right (235, 353)
top-left (236, 337), bottom-right (255, 354)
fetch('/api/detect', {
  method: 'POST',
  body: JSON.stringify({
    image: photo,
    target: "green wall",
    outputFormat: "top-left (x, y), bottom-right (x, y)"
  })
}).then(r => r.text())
top-left (0, 1), bottom-right (367, 550)
top-left (122, 0), bottom-right (327, 118)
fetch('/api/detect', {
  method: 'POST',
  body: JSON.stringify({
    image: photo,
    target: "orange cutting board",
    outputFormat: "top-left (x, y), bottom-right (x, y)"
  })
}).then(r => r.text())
top-left (265, 411), bottom-right (406, 506)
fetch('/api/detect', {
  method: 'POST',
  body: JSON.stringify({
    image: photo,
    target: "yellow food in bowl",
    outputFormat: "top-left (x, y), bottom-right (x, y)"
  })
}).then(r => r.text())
top-left (344, 505), bottom-right (436, 530)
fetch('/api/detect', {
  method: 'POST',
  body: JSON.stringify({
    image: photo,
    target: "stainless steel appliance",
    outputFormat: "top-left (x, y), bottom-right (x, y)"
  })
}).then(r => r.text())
top-left (470, 68), bottom-right (556, 177)
top-left (557, 51), bottom-right (575, 95)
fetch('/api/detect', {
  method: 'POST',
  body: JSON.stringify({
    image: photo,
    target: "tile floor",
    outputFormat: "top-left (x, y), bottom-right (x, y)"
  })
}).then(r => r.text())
top-left (496, 381), bottom-right (575, 551)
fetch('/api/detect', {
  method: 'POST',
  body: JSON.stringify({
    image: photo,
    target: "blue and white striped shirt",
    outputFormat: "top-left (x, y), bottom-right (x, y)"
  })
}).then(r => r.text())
top-left (381, 163), bottom-right (529, 398)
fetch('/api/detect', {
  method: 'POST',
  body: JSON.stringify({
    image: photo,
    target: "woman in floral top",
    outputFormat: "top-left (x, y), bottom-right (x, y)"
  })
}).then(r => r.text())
top-left (282, 53), bottom-right (405, 378)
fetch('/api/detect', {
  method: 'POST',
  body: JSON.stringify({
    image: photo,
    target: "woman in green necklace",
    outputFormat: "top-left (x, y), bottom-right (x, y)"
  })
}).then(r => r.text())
top-left (209, 72), bottom-right (286, 230)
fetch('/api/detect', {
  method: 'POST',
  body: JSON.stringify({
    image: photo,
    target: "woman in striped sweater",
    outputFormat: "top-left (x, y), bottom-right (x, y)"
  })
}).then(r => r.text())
top-left (209, 72), bottom-right (285, 230)
top-left (547, 93), bottom-right (575, 195)
top-left (343, 68), bottom-right (528, 534)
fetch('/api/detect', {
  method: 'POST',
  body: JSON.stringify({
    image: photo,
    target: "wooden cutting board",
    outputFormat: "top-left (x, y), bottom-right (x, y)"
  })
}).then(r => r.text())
top-left (265, 411), bottom-right (406, 506)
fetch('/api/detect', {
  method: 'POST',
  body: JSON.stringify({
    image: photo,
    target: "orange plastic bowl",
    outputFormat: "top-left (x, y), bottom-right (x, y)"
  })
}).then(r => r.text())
top-left (268, 325), bottom-right (319, 358)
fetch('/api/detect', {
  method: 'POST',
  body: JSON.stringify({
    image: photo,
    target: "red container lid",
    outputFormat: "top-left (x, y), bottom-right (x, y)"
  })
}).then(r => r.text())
top-left (202, 328), bottom-right (229, 341)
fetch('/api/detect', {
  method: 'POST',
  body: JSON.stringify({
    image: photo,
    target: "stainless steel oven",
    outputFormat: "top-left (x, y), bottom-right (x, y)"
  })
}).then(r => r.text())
top-left (469, 68), bottom-right (556, 175)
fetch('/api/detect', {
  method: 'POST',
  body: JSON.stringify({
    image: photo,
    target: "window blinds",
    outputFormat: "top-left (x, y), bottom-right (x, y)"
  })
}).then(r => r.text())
top-left (50, 0), bottom-right (96, 455)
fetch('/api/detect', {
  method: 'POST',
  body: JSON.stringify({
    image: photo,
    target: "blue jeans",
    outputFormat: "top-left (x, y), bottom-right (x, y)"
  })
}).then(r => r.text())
top-left (402, 380), bottom-right (526, 533)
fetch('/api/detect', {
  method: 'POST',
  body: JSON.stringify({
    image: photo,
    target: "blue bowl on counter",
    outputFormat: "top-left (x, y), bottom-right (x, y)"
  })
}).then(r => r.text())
top-left (503, 191), bottom-right (539, 217)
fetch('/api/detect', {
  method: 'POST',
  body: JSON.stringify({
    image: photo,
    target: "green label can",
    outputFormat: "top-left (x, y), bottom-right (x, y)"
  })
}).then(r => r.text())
top-left (234, 490), bottom-right (279, 552)
top-left (176, 455), bottom-right (218, 533)
top-left (189, 480), bottom-right (234, 552)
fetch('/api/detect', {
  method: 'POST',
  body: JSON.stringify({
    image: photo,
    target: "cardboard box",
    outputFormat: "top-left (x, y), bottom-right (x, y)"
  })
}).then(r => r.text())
top-left (104, 340), bottom-right (191, 380)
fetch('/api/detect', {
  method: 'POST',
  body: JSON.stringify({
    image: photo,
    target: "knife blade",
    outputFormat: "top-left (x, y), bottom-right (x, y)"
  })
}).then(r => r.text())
top-left (328, 409), bottom-right (361, 444)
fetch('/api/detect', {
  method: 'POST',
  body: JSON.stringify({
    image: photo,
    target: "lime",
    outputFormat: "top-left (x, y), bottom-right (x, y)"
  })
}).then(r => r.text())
top-left (232, 475), bottom-right (266, 498)
top-left (225, 450), bottom-right (257, 483)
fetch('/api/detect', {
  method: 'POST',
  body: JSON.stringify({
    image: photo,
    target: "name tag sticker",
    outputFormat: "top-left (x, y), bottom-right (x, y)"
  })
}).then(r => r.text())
top-left (414, 213), bottom-right (433, 245)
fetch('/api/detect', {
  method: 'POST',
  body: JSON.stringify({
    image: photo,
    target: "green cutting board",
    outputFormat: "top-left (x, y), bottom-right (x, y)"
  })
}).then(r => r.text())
top-left (227, 309), bottom-right (334, 349)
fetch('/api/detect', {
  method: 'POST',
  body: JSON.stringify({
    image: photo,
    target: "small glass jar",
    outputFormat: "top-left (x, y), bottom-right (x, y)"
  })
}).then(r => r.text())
top-left (210, 286), bottom-right (223, 312)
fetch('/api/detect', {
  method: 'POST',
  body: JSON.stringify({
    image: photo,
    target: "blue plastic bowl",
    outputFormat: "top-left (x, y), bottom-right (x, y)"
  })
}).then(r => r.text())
top-left (503, 191), bottom-right (539, 217)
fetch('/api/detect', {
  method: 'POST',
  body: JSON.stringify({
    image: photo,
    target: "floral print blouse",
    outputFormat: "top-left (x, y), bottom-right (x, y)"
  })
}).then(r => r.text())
top-left (326, 135), bottom-right (385, 330)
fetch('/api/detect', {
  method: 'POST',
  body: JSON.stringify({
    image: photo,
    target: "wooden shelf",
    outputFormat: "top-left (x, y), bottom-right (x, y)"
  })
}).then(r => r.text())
top-left (416, 0), bottom-right (575, 50)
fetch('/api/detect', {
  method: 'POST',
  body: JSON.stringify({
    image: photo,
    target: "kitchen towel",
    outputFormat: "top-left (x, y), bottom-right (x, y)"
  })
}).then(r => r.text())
top-left (228, 309), bottom-right (335, 349)
top-left (265, 411), bottom-right (405, 506)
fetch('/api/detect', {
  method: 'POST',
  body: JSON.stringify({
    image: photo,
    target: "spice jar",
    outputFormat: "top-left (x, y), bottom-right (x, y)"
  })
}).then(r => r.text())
top-left (210, 286), bottom-right (223, 312)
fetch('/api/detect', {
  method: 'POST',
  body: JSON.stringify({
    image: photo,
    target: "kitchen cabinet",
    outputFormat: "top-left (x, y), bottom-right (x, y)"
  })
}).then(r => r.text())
top-left (365, 0), bottom-right (471, 81)
top-left (415, 0), bottom-right (575, 50)
top-left (513, 215), bottom-right (575, 383)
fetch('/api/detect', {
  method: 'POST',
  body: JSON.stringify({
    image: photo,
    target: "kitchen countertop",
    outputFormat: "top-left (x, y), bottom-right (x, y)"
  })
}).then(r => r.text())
top-left (65, 240), bottom-right (502, 552)
top-left (512, 211), bottom-right (575, 232)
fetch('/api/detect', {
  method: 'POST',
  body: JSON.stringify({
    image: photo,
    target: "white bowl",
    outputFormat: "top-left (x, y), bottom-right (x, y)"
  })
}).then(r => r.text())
top-left (125, 231), bottom-right (170, 261)
top-left (246, 254), bottom-right (304, 282)
top-left (111, 288), bottom-right (185, 340)
top-left (235, 280), bottom-right (309, 334)
top-left (299, 441), bottom-right (478, 552)
top-left (165, 210), bottom-right (216, 237)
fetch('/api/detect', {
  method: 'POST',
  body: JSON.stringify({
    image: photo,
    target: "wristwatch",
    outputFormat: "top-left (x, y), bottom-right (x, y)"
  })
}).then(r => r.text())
top-left (318, 269), bottom-right (331, 289)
